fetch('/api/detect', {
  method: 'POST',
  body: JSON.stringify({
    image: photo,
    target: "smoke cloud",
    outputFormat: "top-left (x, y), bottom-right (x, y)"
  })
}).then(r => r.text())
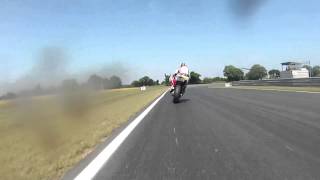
top-left (0, 47), bottom-right (133, 96)
top-left (1, 47), bottom-right (69, 94)
top-left (32, 47), bottom-right (69, 83)
top-left (3, 47), bottom-right (133, 149)
top-left (229, 0), bottom-right (267, 19)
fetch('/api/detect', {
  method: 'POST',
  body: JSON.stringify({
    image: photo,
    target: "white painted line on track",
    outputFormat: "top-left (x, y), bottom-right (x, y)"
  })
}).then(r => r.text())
top-left (74, 91), bottom-right (167, 180)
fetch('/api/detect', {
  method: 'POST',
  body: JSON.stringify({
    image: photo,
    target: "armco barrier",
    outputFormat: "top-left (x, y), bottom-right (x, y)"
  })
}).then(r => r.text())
top-left (232, 78), bottom-right (320, 87)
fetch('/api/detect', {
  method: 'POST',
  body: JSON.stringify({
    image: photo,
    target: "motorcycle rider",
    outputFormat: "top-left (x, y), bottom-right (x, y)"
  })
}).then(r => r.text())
top-left (170, 63), bottom-right (190, 94)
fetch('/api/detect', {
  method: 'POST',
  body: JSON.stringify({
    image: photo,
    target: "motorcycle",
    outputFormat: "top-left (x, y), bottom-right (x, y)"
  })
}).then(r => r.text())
top-left (170, 74), bottom-right (189, 103)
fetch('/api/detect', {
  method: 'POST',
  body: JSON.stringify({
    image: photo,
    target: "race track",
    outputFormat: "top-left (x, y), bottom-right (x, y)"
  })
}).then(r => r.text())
top-left (68, 85), bottom-right (320, 180)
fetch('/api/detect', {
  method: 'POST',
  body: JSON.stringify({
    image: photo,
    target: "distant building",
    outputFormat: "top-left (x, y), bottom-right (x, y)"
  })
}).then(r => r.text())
top-left (280, 62), bottom-right (309, 79)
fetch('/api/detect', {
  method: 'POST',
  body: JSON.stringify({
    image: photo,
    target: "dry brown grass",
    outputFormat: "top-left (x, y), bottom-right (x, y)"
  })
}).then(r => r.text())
top-left (0, 86), bottom-right (167, 180)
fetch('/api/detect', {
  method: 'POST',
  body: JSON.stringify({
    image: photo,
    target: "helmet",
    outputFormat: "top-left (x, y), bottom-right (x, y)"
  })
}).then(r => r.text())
top-left (180, 62), bottom-right (186, 67)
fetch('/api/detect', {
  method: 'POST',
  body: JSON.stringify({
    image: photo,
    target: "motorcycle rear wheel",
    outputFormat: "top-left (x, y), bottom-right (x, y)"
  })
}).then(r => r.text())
top-left (173, 85), bottom-right (181, 103)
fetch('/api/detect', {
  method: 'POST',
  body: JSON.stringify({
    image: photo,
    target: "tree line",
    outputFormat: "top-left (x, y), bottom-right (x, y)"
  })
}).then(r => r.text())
top-left (0, 74), bottom-right (122, 100)
top-left (131, 76), bottom-right (160, 87)
top-left (161, 72), bottom-right (226, 86)
top-left (4, 63), bottom-right (318, 100)
top-left (223, 64), bottom-right (320, 82)
top-left (302, 65), bottom-right (320, 77)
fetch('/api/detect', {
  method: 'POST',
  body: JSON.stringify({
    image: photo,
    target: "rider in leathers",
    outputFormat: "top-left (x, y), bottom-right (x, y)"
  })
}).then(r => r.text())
top-left (170, 63), bottom-right (190, 95)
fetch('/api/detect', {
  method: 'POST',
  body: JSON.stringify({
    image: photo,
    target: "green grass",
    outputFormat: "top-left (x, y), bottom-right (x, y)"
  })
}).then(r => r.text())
top-left (0, 86), bottom-right (167, 180)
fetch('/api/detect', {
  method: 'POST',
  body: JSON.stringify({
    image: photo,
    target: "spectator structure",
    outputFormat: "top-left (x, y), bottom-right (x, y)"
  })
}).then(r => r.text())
top-left (280, 62), bottom-right (309, 79)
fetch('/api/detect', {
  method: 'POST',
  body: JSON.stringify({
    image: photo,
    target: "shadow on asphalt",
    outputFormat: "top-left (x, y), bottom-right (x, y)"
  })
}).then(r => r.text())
top-left (178, 99), bottom-right (190, 103)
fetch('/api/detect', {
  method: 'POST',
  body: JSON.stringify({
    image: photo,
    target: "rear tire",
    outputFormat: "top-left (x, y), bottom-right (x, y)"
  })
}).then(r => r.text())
top-left (173, 85), bottom-right (181, 103)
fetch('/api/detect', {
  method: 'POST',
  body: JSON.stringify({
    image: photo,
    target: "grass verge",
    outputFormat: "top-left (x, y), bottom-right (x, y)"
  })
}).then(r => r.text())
top-left (0, 86), bottom-right (167, 180)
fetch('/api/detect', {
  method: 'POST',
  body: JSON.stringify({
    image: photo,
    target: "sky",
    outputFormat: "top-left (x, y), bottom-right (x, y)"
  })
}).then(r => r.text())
top-left (0, 0), bottom-right (320, 90)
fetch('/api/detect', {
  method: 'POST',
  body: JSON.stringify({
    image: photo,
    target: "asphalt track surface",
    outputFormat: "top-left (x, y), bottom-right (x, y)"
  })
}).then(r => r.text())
top-left (68, 85), bottom-right (320, 180)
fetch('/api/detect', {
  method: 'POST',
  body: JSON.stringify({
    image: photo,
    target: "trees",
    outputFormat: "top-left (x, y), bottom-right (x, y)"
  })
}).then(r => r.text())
top-left (223, 65), bottom-right (244, 82)
top-left (302, 65), bottom-right (320, 77)
top-left (0, 92), bottom-right (17, 100)
top-left (189, 71), bottom-right (202, 84)
top-left (109, 76), bottom-right (122, 89)
top-left (155, 80), bottom-right (160, 85)
top-left (88, 74), bottom-right (122, 90)
top-left (87, 74), bottom-right (103, 90)
top-left (268, 69), bottom-right (280, 79)
top-left (312, 66), bottom-right (320, 77)
top-left (162, 74), bottom-right (171, 86)
top-left (246, 64), bottom-right (267, 80)
top-left (131, 76), bottom-right (157, 87)
top-left (203, 77), bottom-right (227, 84)
top-left (202, 77), bottom-right (213, 84)
top-left (139, 76), bottom-right (154, 86)
top-left (131, 80), bottom-right (141, 87)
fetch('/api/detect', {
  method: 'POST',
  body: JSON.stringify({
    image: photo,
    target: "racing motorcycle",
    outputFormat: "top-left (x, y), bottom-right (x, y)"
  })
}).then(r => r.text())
top-left (170, 74), bottom-right (189, 103)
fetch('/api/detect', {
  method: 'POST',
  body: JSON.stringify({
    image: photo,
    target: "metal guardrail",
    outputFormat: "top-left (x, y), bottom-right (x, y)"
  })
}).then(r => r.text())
top-left (232, 77), bottom-right (320, 87)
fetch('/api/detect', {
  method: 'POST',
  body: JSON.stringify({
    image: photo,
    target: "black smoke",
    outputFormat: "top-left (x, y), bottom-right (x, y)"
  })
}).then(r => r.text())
top-left (229, 0), bottom-right (267, 19)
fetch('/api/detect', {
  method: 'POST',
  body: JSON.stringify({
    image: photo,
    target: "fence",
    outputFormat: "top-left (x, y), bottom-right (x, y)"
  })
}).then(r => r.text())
top-left (232, 78), bottom-right (320, 87)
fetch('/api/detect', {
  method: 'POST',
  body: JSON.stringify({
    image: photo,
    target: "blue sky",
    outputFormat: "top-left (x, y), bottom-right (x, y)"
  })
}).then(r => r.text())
top-left (1, 0), bottom-right (320, 85)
